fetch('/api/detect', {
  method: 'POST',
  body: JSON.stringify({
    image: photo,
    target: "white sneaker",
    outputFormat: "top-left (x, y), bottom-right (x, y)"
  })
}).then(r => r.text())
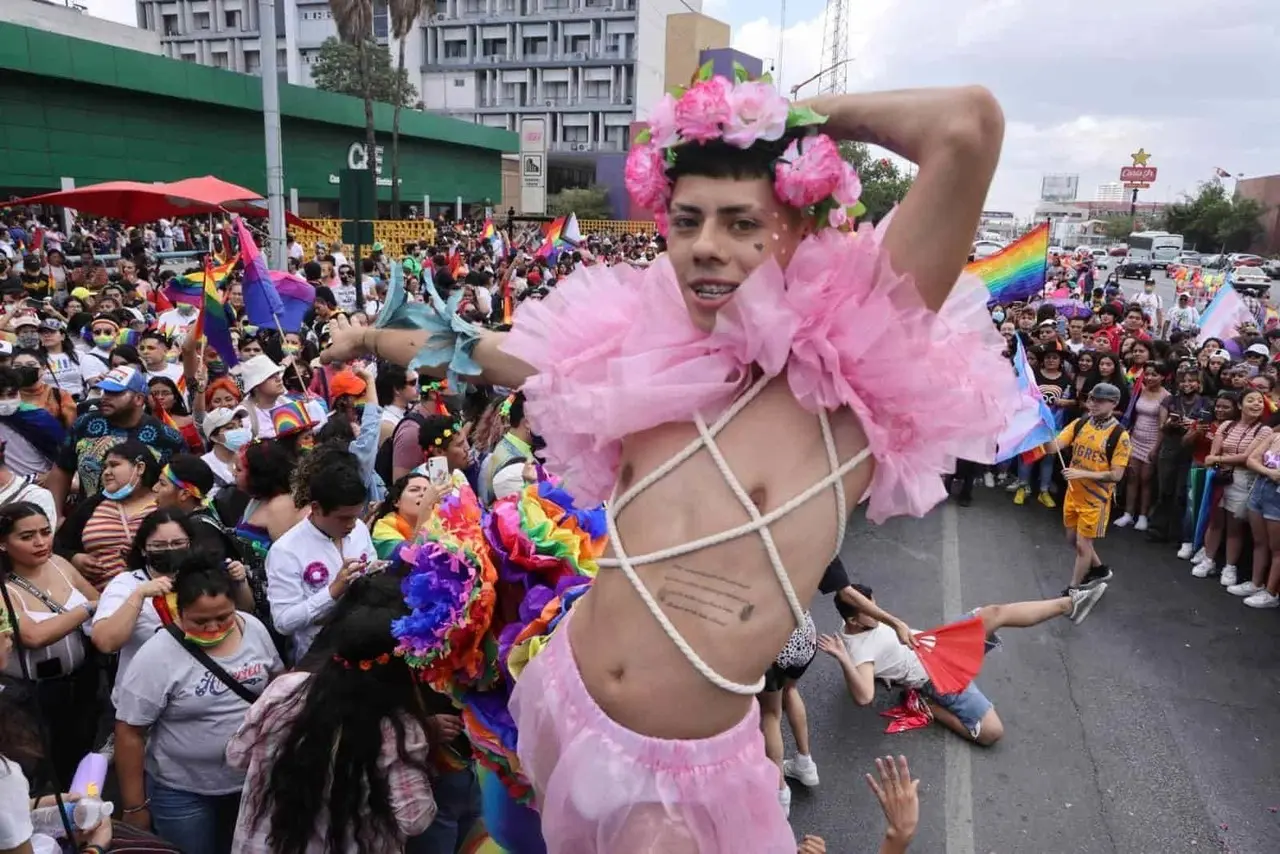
top-left (1228, 581), bottom-right (1262, 597)
top-left (1005, 479), bottom-right (1022, 493)
top-left (778, 784), bottom-right (792, 817)
top-left (983, 472), bottom-right (996, 488)
top-left (1219, 565), bottom-right (1239, 587)
top-left (1176, 543), bottom-right (1194, 560)
top-left (1191, 547), bottom-right (1208, 563)
top-left (1113, 513), bottom-right (1134, 528)
top-left (1191, 560), bottom-right (1217, 578)
top-left (1134, 515), bottom-right (1148, 532)
top-left (1243, 590), bottom-right (1280, 609)
top-left (783, 755), bottom-right (820, 787)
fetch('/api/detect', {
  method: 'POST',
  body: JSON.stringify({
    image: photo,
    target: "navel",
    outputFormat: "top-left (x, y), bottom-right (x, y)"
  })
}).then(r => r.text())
top-left (749, 486), bottom-right (768, 512)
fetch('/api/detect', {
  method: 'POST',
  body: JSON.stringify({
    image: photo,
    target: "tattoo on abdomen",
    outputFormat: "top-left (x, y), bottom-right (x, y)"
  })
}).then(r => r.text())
top-left (656, 563), bottom-right (756, 625)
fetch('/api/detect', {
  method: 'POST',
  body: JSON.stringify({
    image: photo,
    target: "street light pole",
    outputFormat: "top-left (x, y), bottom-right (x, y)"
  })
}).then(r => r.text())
top-left (258, 0), bottom-right (287, 271)
top-left (789, 57), bottom-right (856, 99)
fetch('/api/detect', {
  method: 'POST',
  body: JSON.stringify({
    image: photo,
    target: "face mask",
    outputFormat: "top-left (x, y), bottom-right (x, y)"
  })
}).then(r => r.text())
top-left (220, 427), bottom-right (251, 452)
top-left (101, 471), bottom-right (138, 501)
top-left (147, 548), bottom-right (190, 577)
top-left (16, 333), bottom-right (38, 349)
top-left (184, 623), bottom-right (235, 648)
top-left (0, 400), bottom-right (19, 417)
top-left (14, 366), bottom-right (38, 387)
top-left (991, 311), bottom-right (1005, 323)
top-left (93, 334), bottom-right (114, 349)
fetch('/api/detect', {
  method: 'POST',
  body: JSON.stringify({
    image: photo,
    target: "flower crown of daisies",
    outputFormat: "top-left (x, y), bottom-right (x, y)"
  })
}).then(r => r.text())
top-left (625, 62), bottom-right (866, 236)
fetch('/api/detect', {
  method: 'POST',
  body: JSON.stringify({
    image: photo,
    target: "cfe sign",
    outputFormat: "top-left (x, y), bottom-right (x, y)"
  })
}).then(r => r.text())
top-left (347, 142), bottom-right (385, 176)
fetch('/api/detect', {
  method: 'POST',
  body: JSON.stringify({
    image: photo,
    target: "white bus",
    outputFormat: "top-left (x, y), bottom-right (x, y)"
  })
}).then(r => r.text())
top-left (1128, 231), bottom-right (1184, 269)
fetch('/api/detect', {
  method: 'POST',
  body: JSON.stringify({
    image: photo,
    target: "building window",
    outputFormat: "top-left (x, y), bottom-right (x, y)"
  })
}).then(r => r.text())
top-left (583, 80), bottom-right (608, 100)
top-left (522, 37), bottom-right (548, 58)
top-left (212, 52), bottom-right (229, 68)
top-left (373, 0), bottom-right (389, 38)
top-left (482, 38), bottom-right (507, 58)
top-left (194, 12), bottom-right (211, 29)
top-left (463, 0), bottom-right (484, 14)
top-left (225, 10), bottom-right (239, 29)
top-left (562, 126), bottom-right (588, 143)
top-left (568, 36), bottom-right (590, 54)
top-left (452, 78), bottom-right (467, 87)
top-left (162, 14), bottom-right (179, 36)
top-left (277, 48), bottom-right (287, 70)
top-left (244, 49), bottom-right (261, 72)
top-left (444, 41), bottom-right (467, 58)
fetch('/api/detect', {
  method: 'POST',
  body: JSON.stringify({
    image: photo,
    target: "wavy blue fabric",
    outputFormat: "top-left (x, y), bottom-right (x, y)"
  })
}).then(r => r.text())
top-left (376, 261), bottom-right (483, 388)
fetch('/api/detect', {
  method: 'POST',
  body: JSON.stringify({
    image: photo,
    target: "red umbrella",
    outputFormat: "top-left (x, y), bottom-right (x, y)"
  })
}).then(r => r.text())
top-left (162, 177), bottom-right (328, 234)
top-left (911, 615), bottom-right (987, 695)
top-left (9, 180), bottom-right (227, 222)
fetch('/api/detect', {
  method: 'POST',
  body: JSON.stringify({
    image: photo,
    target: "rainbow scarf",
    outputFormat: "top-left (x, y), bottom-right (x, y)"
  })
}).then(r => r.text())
top-left (966, 222), bottom-right (1049, 306)
top-left (372, 512), bottom-right (414, 560)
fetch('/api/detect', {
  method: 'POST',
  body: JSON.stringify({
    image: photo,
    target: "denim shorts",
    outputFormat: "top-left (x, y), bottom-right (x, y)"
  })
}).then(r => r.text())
top-left (1247, 476), bottom-right (1280, 521)
top-left (924, 680), bottom-right (993, 739)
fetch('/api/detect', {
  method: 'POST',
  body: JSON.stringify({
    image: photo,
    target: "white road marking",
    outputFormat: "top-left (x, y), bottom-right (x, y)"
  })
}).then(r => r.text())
top-left (941, 503), bottom-right (975, 854)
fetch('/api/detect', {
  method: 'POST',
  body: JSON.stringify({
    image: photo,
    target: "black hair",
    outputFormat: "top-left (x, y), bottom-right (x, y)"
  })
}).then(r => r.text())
top-left (104, 438), bottom-right (163, 488)
top-left (314, 414), bottom-right (356, 446)
top-left (666, 133), bottom-right (802, 188)
top-left (128, 506), bottom-right (198, 571)
top-left (138, 330), bottom-right (169, 349)
top-left (375, 362), bottom-right (411, 407)
top-left (0, 366), bottom-right (21, 398)
top-left (417, 414), bottom-right (461, 454)
top-left (173, 551), bottom-right (234, 610)
top-left (109, 344), bottom-right (143, 369)
top-left (147, 375), bottom-right (191, 417)
top-left (249, 587), bottom-right (431, 854)
top-left (834, 583), bottom-right (874, 621)
top-left (372, 472), bottom-right (431, 523)
top-left (242, 440), bottom-right (296, 499)
top-left (166, 453), bottom-right (215, 497)
top-left (313, 286), bottom-right (337, 309)
top-left (508, 390), bottom-right (526, 429)
top-left (307, 449), bottom-right (366, 512)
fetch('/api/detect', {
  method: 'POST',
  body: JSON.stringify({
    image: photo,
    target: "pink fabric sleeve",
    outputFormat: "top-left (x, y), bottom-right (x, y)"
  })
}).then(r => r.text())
top-left (383, 719), bottom-right (436, 836)
top-left (783, 219), bottom-right (1017, 523)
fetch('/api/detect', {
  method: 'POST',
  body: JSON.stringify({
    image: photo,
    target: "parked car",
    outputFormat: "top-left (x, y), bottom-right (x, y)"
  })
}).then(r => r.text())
top-left (1178, 250), bottom-right (1201, 265)
top-left (1117, 256), bottom-right (1152, 279)
top-left (1229, 253), bottom-right (1265, 267)
top-left (969, 240), bottom-right (1005, 261)
top-left (1108, 245), bottom-right (1128, 257)
top-left (1088, 248), bottom-right (1110, 269)
top-left (1233, 266), bottom-right (1271, 287)
top-left (1262, 259), bottom-right (1280, 280)
top-left (1200, 254), bottom-right (1228, 270)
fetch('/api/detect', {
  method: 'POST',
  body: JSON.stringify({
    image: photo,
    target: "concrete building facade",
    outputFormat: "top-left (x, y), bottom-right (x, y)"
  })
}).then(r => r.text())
top-left (2, 0), bottom-right (159, 53)
top-left (1236, 174), bottom-right (1280, 256)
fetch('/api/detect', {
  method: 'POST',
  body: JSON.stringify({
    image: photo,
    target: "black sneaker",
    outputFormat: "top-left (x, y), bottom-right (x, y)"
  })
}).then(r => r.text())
top-left (1067, 583), bottom-right (1107, 625)
top-left (1081, 564), bottom-right (1113, 588)
top-left (957, 492), bottom-right (973, 507)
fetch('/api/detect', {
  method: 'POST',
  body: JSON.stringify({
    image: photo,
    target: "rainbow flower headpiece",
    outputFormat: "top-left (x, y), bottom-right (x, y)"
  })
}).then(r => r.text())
top-left (626, 62), bottom-right (866, 235)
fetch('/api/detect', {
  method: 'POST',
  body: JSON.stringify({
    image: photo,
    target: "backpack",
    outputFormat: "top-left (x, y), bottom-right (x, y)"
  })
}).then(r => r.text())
top-left (374, 410), bottom-right (427, 486)
top-left (1066, 418), bottom-right (1123, 466)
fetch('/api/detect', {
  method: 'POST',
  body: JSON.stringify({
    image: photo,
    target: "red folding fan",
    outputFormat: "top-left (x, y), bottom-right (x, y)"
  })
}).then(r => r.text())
top-left (911, 615), bottom-right (987, 695)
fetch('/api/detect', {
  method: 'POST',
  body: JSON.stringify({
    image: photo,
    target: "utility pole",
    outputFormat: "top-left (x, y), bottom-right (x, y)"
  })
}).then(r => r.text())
top-left (258, 0), bottom-right (287, 270)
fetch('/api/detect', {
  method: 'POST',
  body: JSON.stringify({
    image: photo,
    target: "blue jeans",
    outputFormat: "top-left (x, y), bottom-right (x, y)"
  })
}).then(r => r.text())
top-left (147, 778), bottom-right (240, 854)
top-left (1017, 454), bottom-right (1054, 492)
top-left (406, 766), bottom-right (481, 854)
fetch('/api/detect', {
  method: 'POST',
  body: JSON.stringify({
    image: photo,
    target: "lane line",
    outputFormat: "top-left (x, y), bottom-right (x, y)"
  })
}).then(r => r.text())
top-left (940, 503), bottom-right (975, 854)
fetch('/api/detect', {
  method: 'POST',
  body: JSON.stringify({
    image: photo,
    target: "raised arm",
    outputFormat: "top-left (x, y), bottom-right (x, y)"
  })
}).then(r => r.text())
top-left (801, 87), bottom-right (1005, 311)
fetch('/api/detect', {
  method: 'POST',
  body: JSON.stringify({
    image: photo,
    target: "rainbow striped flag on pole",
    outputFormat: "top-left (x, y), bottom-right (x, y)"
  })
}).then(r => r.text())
top-left (966, 222), bottom-right (1050, 306)
top-left (194, 256), bottom-right (239, 367)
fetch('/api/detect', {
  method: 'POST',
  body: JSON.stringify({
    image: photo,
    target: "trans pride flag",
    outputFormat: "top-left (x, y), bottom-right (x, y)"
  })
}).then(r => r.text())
top-left (995, 336), bottom-right (1058, 462)
top-left (966, 222), bottom-right (1049, 307)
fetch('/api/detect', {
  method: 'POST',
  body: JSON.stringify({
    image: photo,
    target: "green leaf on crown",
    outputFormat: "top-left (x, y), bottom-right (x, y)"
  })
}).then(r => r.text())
top-left (733, 62), bottom-right (748, 83)
top-left (851, 201), bottom-right (867, 219)
top-left (759, 71), bottom-right (773, 85)
top-left (667, 85), bottom-right (687, 99)
top-left (786, 105), bottom-right (829, 128)
top-left (696, 59), bottom-right (715, 82)
top-left (635, 128), bottom-right (652, 145)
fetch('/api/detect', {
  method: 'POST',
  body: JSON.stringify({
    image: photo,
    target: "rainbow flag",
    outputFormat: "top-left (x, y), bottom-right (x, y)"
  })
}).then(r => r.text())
top-left (966, 222), bottom-right (1049, 307)
top-left (480, 218), bottom-right (496, 241)
top-left (165, 259), bottom-right (237, 308)
top-left (535, 216), bottom-right (566, 262)
top-left (194, 256), bottom-right (238, 367)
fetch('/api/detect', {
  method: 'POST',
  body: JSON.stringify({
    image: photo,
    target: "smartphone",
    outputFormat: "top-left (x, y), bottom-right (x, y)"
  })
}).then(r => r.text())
top-left (427, 456), bottom-right (450, 488)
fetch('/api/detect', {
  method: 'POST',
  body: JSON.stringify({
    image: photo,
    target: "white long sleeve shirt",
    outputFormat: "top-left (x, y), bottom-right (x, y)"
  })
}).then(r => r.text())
top-left (266, 517), bottom-right (375, 662)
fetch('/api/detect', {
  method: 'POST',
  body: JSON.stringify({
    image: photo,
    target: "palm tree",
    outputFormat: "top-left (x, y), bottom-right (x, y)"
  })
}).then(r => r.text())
top-left (329, 0), bottom-right (377, 191)
top-left (389, 0), bottom-right (432, 218)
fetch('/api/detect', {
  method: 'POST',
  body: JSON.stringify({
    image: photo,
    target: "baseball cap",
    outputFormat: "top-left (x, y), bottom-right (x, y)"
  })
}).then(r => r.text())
top-left (327, 369), bottom-right (367, 404)
top-left (1089, 382), bottom-right (1121, 402)
top-left (95, 366), bottom-right (148, 394)
top-left (11, 313), bottom-right (39, 330)
top-left (201, 405), bottom-right (248, 439)
top-left (1246, 343), bottom-right (1269, 358)
top-left (70, 287), bottom-right (92, 301)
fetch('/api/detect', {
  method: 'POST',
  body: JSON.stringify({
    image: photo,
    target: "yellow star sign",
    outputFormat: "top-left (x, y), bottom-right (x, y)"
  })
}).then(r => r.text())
top-left (1130, 148), bottom-right (1152, 166)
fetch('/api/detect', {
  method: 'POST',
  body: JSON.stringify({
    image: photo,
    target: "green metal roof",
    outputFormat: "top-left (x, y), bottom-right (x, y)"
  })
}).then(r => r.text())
top-left (0, 21), bottom-right (517, 154)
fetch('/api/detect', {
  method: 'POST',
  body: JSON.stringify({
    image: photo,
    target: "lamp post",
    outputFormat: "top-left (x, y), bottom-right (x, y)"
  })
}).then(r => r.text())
top-left (788, 58), bottom-right (856, 100)
top-left (257, 0), bottom-right (286, 270)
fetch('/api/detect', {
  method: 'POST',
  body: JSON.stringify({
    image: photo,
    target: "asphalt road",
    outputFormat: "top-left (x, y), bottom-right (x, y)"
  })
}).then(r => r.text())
top-left (786, 487), bottom-right (1280, 854)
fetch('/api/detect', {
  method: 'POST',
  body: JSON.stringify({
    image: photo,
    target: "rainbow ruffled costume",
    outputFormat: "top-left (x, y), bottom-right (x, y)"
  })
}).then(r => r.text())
top-left (392, 479), bottom-right (606, 852)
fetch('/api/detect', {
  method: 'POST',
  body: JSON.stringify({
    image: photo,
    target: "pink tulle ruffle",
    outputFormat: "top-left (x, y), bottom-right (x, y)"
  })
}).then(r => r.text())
top-left (501, 221), bottom-right (1014, 522)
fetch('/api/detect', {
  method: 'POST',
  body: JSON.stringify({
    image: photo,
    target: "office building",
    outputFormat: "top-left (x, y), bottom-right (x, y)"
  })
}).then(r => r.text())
top-left (1095, 181), bottom-right (1124, 202)
top-left (1040, 173), bottom-right (1079, 203)
top-left (3, 0), bottom-right (159, 53)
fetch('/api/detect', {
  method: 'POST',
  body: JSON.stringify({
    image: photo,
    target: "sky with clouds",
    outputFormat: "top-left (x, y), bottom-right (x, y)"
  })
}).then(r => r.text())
top-left (81, 0), bottom-right (1276, 217)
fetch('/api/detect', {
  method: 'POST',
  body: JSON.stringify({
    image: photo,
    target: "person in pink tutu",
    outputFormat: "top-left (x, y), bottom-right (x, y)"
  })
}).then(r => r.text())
top-left (321, 68), bottom-right (1008, 853)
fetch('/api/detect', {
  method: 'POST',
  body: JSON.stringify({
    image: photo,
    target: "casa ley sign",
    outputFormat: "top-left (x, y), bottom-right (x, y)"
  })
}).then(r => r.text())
top-left (328, 142), bottom-right (398, 187)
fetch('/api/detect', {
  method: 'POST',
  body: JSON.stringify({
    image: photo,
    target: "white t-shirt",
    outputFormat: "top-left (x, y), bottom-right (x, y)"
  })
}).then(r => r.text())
top-left (0, 758), bottom-right (33, 849)
top-left (93, 569), bottom-right (165, 706)
top-left (43, 351), bottom-right (85, 399)
top-left (145, 362), bottom-right (185, 387)
top-left (202, 449), bottom-right (235, 488)
top-left (0, 475), bottom-right (57, 528)
top-left (1135, 291), bottom-right (1162, 324)
top-left (157, 307), bottom-right (198, 340)
top-left (332, 282), bottom-right (358, 313)
top-left (79, 351), bottom-right (110, 386)
top-left (840, 622), bottom-right (929, 687)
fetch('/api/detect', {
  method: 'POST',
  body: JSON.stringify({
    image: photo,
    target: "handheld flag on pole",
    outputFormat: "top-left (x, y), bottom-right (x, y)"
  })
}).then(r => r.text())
top-left (194, 255), bottom-right (238, 368)
top-left (995, 335), bottom-right (1059, 463)
top-left (1197, 276), bottom-right (1255, 351)
top-left (233, 217), bottom-right (285, 328)
top-left (965, 222), bottom-right (1050, 307)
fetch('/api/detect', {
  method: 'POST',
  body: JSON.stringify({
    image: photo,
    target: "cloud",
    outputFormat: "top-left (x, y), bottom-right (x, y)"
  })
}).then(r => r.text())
top-left (81, 0), bottom-right (137, 26)
top-left (728, 0), bottom-right (1280, 216)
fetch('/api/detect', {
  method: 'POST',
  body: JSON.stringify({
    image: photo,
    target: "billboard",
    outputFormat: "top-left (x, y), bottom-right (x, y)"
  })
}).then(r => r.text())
top-left (1040, 174), bottom-right (1079, 203)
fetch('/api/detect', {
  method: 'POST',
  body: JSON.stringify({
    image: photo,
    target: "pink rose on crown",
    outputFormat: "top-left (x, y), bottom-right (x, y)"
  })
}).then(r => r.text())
top-left (645, 93), bottom-right (681, 149)
top-left (833, 162), bottom-right (863, 208)
top-left (722, 81), bottom-right (790, 148)
top-left (625, 142), bottom-right (671, 212)
top-left (774, 134), bottom-right (845, 208)
top-left (674, 76), bottom-right (733, 143)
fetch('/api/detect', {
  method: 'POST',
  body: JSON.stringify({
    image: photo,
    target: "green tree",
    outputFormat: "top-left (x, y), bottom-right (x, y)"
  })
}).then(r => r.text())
top-left (1103, 216), bottom-right (1137, 242)
top-left (547, 186), bottom-right (612, 220)
top-left (389, 0), bottom-right (433, 217)
top-left (1162, 180), bottom-right (1268, 253)
top-left (838, 141), bottom-right (914, 223)
top-left (310, 36), bottom-right (417, 106)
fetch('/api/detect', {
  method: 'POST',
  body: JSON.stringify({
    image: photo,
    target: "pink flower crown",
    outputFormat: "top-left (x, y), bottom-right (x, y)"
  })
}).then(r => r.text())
top-left (625, 62), bottom-right (866, 236)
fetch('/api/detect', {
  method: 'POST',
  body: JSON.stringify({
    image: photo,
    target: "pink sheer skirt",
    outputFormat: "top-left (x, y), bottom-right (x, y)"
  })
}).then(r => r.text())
top-left (509, 615), bottom-right (796, 853)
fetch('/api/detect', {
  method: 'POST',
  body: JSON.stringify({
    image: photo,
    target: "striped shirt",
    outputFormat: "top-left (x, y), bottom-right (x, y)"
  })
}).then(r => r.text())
top-left (80, 499), bottom-right (156, 591)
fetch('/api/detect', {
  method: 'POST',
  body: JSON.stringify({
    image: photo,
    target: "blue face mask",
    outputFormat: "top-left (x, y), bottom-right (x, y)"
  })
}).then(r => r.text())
top-left (991, 310), bottom-right (1006, 324)
top-left (221, 427), bottom-right (251, 452)
top-left (101, 478), bottom-right (137, 501)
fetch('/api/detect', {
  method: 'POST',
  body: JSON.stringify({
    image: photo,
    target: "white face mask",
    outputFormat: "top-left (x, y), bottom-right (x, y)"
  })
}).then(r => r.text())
top-left (0, 399), bottom-right (19, 417)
